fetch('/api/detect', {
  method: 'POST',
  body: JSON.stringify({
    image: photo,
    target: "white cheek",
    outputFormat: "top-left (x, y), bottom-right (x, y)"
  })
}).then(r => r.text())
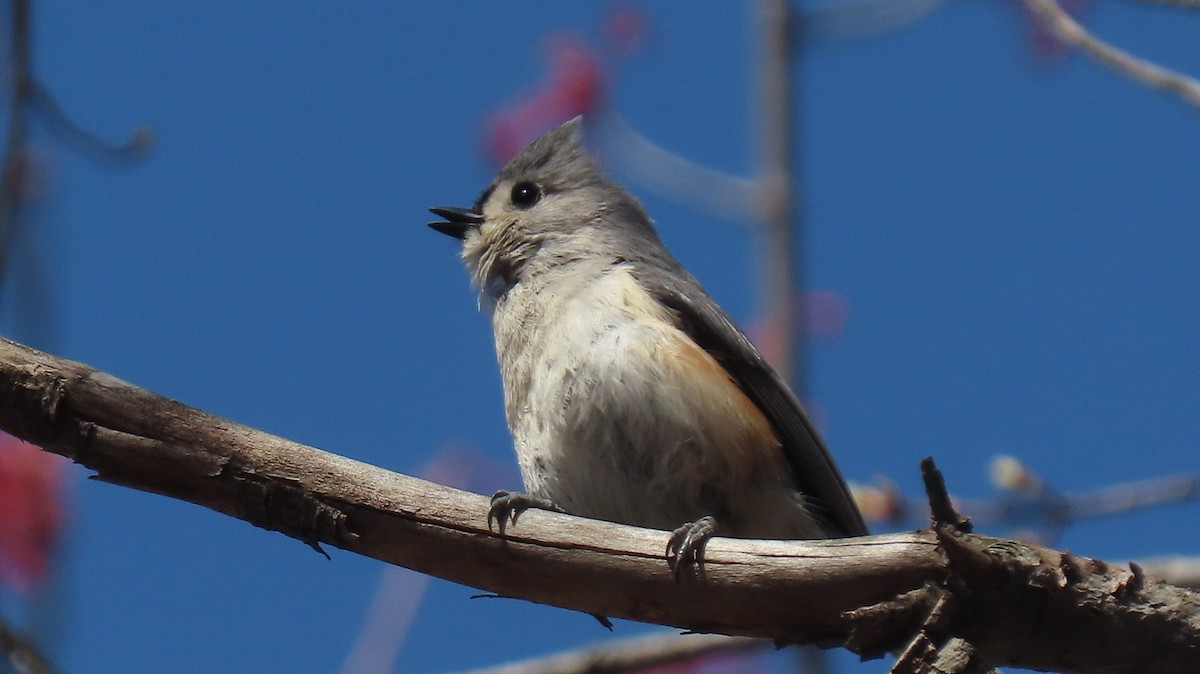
top-left (460, 226), bottom-right (511, 313)
top-left (460, 231), bottom-right (485, 272)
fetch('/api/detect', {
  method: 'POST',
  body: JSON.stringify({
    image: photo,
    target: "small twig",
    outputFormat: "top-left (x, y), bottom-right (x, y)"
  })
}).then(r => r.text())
top-left (0, 612), bottom-right (55, 674)
top-left (0, 0), bottom-right (152, 298)
top-left (906, 463), bottom-right (996, 672)
top-left (27, 82), bottom-right (152, 163)
top-left (1024, 0), bottom-right (1200, 111)
top-left (920, 458), bottom-right (972, 533)
top-left (457, 632), bottom-right (764, 674)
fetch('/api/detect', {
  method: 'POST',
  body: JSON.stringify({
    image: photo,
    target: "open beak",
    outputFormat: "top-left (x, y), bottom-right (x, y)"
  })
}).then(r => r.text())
top-left (428, 206), bottom-right (484, 240)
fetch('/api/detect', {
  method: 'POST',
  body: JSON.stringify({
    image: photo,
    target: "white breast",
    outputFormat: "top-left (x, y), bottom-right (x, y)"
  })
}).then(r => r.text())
top-left (491, 264), bottom-right (822, 537)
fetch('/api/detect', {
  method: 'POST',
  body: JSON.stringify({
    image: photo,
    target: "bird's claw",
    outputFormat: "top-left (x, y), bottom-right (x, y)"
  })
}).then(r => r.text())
top-left (666, 516), bottom-right (717, 580)
top-left (487, 490), bottom-right (564, 534)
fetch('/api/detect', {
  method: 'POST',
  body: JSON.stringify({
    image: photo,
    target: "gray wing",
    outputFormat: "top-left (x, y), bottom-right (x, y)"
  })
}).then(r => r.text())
top-left (631, 262), bottom-right (868, 538)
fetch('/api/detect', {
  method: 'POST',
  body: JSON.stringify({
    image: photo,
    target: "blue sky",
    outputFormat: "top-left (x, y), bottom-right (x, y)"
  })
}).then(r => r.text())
top-left (2, 2), bottom-right (1198, 672)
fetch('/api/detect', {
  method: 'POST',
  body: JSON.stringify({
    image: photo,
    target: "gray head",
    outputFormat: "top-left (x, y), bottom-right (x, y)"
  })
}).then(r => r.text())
top-left (429, 117), bottom-right (661, 295)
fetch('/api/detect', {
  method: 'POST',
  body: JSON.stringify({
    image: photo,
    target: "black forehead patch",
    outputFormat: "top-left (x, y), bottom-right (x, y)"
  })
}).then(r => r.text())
top-left (472, 185), bottom-right (495, 213)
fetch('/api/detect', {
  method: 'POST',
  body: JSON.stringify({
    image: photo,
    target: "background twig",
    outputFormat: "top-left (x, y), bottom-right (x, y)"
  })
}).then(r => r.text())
top-left (458, 633), bottom-right (763, 674)
top-left (0, 0), bottom-right (33, 285)
top-left (1131, 0), bottom-right (1200, 8)
top-left (1024, 0), bottom-right (1200, 110)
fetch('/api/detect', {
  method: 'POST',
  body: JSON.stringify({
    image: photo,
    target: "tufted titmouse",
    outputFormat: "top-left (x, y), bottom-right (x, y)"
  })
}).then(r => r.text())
top-left (429, 117), bottom-right (866, 573)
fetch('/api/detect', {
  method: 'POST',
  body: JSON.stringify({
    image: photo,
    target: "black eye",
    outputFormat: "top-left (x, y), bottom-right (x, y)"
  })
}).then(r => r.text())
top-left (510, 182), bottom-right (542, 209)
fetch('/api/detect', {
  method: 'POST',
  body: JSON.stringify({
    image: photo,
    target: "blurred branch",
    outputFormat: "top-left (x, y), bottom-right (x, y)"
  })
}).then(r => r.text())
top-left (760, 9), bottom-right (820, 671)
top-left (459, 633), bottom-right (764, 674)
top-left (0, 0), bottom-right (34, 282)
top-left (758, 0), bottom-right (801, 387)
top-left (1136, 556), bottom-right (1200, 590)
top-left (802, 0), bottom-right (949, 44)
top-left (0, 612), bottom-right (54, 674)
top-left (1131, 0), bottom-right (1200, 7)
top-left (338, 447), bottom-right (503, 674)
top-left (338, 566), bottom-right (429, 674)
top-left (25, 82), bottom-right (152, 163)
top-left (601, 113), bottom-right (758, 224)
top-left (0, 336), bottom-right (1197, 672)
top-left (1024, 0), bottom-right (1200, 110)
top-left (858, 459), bottom-right (1200, 545)
top-left (1060, 471), bottom-right (1200, 519)
top-left (0, 0), bottom-right (151, 293)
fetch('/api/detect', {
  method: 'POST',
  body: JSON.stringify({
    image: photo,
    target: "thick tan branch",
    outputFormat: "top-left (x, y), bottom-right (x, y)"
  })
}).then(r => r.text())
top-left (0, 339), bottom-right (942, 641)
top-left (0, 337), bottom-right (1196, 672)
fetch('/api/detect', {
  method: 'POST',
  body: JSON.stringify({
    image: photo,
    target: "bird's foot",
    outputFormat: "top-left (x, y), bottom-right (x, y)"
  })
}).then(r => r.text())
top-left (487, 490), bottom-right (565, 534)
top-left (666, 515), bottom-right (717, 580)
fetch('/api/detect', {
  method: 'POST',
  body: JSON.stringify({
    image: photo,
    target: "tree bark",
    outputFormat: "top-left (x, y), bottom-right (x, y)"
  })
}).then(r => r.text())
top-left (0, 337), bottom-right (1196, 672)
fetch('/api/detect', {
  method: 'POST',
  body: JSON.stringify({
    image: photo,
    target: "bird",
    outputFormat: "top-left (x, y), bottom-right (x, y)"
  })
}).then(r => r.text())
top-left (429, 116), bottom-right (866, 575)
